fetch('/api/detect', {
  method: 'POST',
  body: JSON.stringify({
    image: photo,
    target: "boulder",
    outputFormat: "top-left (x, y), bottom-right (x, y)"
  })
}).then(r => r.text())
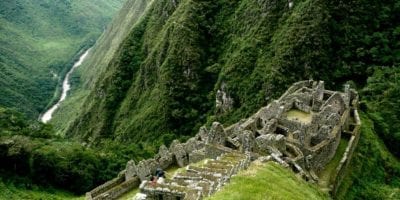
top-left (241, 130), bottom-right (256, 152)
top-left (189, 149), bottom-right (206, 164)
top-left (170, 140), bottom-right (188, 167)
top-left (256, 133), bottom-right (286, 154)
top-left (136, 159), bottom-right (159, 181)
top-left (157, 145), bottom-right (173, 169)
top-left (207, 122), bottom-right (226, 145)
top-left (184, 138), bottom-right (199, 153)
top-left (196, 126), bottom-right (208, 142)
top-left (125, 160), bottom-right (137, 180)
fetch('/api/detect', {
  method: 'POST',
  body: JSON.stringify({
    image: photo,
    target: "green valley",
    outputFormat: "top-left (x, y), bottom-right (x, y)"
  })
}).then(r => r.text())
top-left (0, 0), bottom-right (124, 117)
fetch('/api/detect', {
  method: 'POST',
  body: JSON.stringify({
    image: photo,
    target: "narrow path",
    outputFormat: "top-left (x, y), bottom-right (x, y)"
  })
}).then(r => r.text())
top-left (40, 49), bottom-right (91, 123)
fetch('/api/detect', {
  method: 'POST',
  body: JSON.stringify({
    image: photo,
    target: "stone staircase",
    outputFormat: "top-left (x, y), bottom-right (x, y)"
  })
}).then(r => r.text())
top-left (138, 151), bottom-right (251, 200)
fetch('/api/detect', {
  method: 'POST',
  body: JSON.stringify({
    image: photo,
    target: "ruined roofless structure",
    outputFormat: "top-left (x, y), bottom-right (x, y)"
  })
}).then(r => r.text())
top-left (86, 80), bottom-right (361, 200)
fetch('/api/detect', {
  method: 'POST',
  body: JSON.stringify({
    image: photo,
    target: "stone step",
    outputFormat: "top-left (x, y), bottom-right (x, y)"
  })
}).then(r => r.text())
top-left (139, 152), bottom-right (251, 200)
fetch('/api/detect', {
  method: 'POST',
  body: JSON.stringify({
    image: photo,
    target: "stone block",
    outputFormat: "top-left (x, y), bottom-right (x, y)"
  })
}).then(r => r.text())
top-left (157, 145), bottom-right (174, 169)
top-left (196, 126), bottom-right (208, 142)
top-left (255, 133), bottom-right (286, 155)
top-left (170, 140), bottom-right (188, 167)
top-left (136, 159), bottom-right (159, 181)
top-left (125, 160), bottom-right (137, 181)
top-left (241, 130), bottom-right (255, 152)
top-left (189, 149), bottom-right (206, 164)
top-left (207, 122), bottom-right (226, 145)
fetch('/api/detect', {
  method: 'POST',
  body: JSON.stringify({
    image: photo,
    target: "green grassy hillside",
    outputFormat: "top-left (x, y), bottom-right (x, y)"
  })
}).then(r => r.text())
top-left (0, 0), bottom-right (124, 117)
top-left (336, 114), bottom-right (400, 199)
top-left (208, 162), bottom-right (328, 200)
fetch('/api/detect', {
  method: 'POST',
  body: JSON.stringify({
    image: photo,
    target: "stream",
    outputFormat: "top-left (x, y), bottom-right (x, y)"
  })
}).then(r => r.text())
top-left (40, 49), bottom-right (91, 123)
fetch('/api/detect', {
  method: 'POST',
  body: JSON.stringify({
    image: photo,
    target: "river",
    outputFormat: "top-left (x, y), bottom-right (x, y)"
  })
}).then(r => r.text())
top-left (40, 49), bottom-right (91, 123)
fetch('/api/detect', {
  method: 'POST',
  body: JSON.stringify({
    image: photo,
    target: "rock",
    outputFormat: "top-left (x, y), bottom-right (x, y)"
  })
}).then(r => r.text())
top-left (257, 156), bottom-right (272, 163)
top-left (226, 136), bottom-right (240, 149)
top-left (207, 122), bottom-right (226, 145)
top-left (134, 193), bottom-right (147, 200)
top-left (196, 126), bottom-right (209, 142)
top-left (240, 118), bottom-right (257, 132)
top-left (170, 140), bottom-right (188, 167)
top-left (184, 138), bottom-right (199, 153)
top-left (241, 130), bottom-right (255, 152)
top-left (256, 133), bottom-right (286, 155)
top-left (189, 149), bottom-right (206, 164)
top-left (157, 145), bottom-right (173, 169)
top-left (215, 83), bottom-right (234, 114)
top-left (125, 160), bottom-right (137, 181)
top-left (257, 119), bottom-right (278, 135)
top-left (136, 159), bottom-right (159, 181)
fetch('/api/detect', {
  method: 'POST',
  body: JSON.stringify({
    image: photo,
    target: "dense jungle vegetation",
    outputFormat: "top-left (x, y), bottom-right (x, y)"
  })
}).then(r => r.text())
top-left (0, 106), bottom-right (154, 197)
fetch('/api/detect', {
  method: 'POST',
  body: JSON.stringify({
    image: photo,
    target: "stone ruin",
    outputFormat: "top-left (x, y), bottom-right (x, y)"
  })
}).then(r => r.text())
top-left (86, 80), bottom-right (361, 200)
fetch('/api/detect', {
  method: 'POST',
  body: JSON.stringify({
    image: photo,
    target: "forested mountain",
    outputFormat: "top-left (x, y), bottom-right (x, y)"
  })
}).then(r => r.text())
top-left (63, 0), bottom-right (400, 151)
top-left (0, 0), bottom-right (124, 117)
top-left (51, 0), bottom-right (151, 135)
top-left (0, 0), bottom-right (399, 199)
top-left (52, 0), bottom-right (400, 198)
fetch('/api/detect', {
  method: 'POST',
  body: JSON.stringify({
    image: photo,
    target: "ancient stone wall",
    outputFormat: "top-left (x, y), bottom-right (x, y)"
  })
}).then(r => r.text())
top-left (278, 80), bottom-right (313, 102)
top-left (93, 177), bottom-right (140, 200)
top-left (320, 93), bottom-right (346, 115)
top-left (331, 109), bottom-right (361, 197)
top-left (86, 174), bottom-right (125, 200)
top-left (86, 123), bottom-right (232, 200)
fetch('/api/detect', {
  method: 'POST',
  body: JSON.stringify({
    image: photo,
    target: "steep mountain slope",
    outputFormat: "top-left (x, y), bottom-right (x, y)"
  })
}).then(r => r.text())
top-left (336, 114), bottom-right (400, 199)
top-left (0, 0), bottom-right (124, 117)
top-left (51, 0), bottom-right (152, 135)
top-left (64, 0), bottom-right (399, 145)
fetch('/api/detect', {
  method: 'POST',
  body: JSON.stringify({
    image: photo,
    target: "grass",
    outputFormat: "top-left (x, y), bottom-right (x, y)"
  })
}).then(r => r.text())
top-left (207, 162), bottom-right (328, 200)
top-left (118, 188), bottom-right (139, 200)
top-left (0, 180), bottom-right (84, 200)
top-left (318, 138), bottom-right (349, 188)
top-left (286, 109), bottom-right (312, 124)
top-left (335, 113), bottom-right (400, 200)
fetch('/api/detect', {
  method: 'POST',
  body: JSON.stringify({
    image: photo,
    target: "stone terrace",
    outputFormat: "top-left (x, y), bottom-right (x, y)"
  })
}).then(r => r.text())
top-left (139, 151), bottom-right (250, 200)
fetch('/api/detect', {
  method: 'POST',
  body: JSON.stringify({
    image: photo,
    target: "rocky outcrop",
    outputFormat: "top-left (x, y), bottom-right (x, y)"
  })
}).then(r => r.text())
top-left (215, 83), bottom-right (234, 114)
